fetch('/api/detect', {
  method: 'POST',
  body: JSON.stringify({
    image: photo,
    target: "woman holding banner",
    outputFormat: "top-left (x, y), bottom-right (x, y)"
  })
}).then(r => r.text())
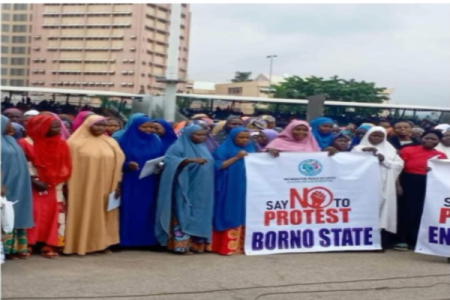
top-left (352, 126), bottom-right (404, 249)
top-left (395, 130), bottom-right (447, 251)
top-left (211, 127), bottom-right (256, 255)
top-left (436, 130), bottom-right (450, 157)
top-left (265, 120), bottom-right (320, 156)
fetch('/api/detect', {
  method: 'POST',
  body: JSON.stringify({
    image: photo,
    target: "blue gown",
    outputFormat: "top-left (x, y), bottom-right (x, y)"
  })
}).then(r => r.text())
top-left (118, 116), bottom-right (164, 246)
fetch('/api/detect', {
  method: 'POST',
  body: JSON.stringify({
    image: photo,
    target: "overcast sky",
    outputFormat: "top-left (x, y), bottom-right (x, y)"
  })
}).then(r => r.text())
top-left (188, 4), bottom-right (450, 106)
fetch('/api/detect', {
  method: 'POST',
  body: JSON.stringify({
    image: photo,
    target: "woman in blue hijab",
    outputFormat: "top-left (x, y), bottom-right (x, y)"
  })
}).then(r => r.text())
top-left (325, 132), bottom-right (351, 154)
top-left (153, 119), bottom-right (178, 153)
top-left (11, 123), bottom-right (25, 140)
top-left (1, 115), bottom-right (33, 259)
top-left (211, 127), bottom-right (256, 255)
top-left (349, 124), bottom-right (373, 150)
top-left (310, 117), bottom-right (334, 150)
top-left (118, 116), bottom-right (164, 247)
top-left (111, 113), bottom-right (146, 141)
top-left (155, 125), bottom-right (214, 254)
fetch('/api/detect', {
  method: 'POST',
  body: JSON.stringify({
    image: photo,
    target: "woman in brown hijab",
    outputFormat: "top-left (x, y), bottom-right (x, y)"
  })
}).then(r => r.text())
top-left (63, 115), bottom-right (125, 255)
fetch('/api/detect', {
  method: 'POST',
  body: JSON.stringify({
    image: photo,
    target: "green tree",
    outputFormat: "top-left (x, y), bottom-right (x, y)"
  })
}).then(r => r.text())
top-left (270, 76), bottom-right (388, 116)
top-left (231, 72), bottom-right (252, 83)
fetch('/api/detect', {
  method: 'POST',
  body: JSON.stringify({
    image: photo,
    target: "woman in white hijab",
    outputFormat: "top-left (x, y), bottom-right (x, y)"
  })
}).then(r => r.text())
top-left (435, 124), bottom-right (450, 132)
top-left (436, 129), bottom-right (450, 157)
top-left (352, 126), bottom-right (404, 248)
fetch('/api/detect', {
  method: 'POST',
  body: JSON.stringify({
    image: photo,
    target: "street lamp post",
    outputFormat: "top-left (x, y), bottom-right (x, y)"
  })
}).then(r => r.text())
top-left (266, 55), bottom-right (277, 97)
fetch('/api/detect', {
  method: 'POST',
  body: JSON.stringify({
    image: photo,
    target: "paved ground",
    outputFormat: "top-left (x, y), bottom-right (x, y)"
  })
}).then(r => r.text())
top-left (1, 250), bottom-right (450, 300)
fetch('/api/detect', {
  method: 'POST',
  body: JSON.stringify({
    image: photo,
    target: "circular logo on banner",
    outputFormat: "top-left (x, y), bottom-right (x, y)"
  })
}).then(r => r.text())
top-left (298, 159), bottom-right (323, 177)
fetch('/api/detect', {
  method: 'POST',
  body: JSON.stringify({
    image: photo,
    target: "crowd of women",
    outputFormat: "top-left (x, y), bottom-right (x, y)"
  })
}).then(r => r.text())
top-left (1, 107), bottom-right (450, 260)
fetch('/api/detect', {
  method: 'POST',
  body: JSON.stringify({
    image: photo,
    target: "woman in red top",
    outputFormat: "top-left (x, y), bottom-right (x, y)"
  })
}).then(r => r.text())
top-left (395, 130), bottom-right (447, 251)
top-left (18, 115), bottom-right (72, 258)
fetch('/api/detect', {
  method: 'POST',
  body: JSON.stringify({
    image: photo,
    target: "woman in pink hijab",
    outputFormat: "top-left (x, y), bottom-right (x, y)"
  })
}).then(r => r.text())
top-left (265, 120), bottom-right (320, 156)
top-left (72, 111), bottom-right (94, 132)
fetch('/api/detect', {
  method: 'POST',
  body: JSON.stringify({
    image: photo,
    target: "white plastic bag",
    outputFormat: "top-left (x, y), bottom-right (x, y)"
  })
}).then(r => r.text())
top-left (1, 196), bottom-right (15, 233)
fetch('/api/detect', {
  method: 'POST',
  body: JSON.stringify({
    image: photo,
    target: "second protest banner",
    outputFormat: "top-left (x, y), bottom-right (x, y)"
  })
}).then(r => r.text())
top-left (244, 152), bottom-right (382, 255)
top-left (416, 159), bottom-right (450, 258)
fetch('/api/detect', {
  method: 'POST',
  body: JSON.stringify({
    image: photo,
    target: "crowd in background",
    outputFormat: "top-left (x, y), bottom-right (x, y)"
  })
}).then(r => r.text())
top-left (1, 106), bottom-right (450, 261)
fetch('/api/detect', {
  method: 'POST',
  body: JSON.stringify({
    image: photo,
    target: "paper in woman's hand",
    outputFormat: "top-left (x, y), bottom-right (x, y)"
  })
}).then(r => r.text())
top-left (139, 156), bottom-right (165, 179)
top-left (107, 192), bottom-right (121, 212)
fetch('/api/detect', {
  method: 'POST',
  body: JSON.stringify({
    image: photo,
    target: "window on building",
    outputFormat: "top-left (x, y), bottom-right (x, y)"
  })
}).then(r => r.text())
top-left (1, 36), bottom-right (10, 43)
top-left (2, 4), bottom-right (11, 10)
top-left (13, 4), bottom-right (27, 10)
top-left (12, 25), bottom-right (27, 32)
top-left (2, 24), bottom-right (10, 32)
top-left (228, 87), bottom-right (243, 95)
top-left (1, 79), bottom-right (8, 85)
top-left (2, 13), bottom-right (10, 21)
top-left (11, 47), bottom-right (26, 54)
top-left (12, 14), bottom-right (27, 21)
top-left (12, 36), bottom-right (27, 43)
top-left (1, 68), bottom-right (8, 76)
top-left (1, 46), bottom-right (9, 54)
top-left (10, 68), bottom-right (25, 76)
top-left (10, 79), bottom-right (25, 86)
top-left (11, 57), bottom-right (25, 65)
top-left (1, 57), bottom-right (9, 64)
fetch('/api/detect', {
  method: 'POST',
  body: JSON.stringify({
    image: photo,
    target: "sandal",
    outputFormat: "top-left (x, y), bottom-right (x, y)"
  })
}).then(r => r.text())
top-left (393, 243), bottom-right (408, 251)
top-left (17, 252), bottom-right (31, 259)
top-left (41, 250), bottom-right (58, 259)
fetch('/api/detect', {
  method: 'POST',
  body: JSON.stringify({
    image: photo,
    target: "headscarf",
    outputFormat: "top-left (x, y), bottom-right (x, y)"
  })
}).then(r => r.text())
top-left (1, 115), bottom-right (33, 229)
top-left (11, 122), bottom-right (25, 140)
top-left (260, 115), bottom-right (276, 123)
top-left (155, 125), bottom-right (214, 245)
top-left (213, 116), bottom-right (242, 144)
top-left (72, 111), bottom-right (93, 132)
top-left (119, 116), bottom-right (164, 164)
top-left (350, 124), bottom-right (373, 149)
top-left (435, 124), bottom-right (450, 132)
top-left (353, 126), bottom-right (397, 160)
top-left (436, 130), bottom-right (450, 157)
top-left (26, 115), bottom-right (72, 186)
top-left (24, 110), bottom-right (39, 117)
top-left (59, 114), bottom-right (74, 122)
top-left (328, 132), bottom-right (351, 148)
top-left (189, 120), bottom-right (219, 153)
top-left (247, 117), bottom-right (267, 130)
top-left (201, 117), bottom-right (214, 126)
top-left (265, 120), bottom-right (320, 152)
top-left (191, 114), bottom-right (209, 120)
top-left (154, 119), bottom-right (178, 153)
top-left (111, 113), bottom-right (146, 141)
top-left (44, 112), bottom-right (71, 140)
top-left (310, 117), bottom-right (334, 150)
top-left (68, 115), bottom-right (124, 191)
top-left (3, 108), bottom-right (22, 115)
top-left (213, 127), bottom-right (255, 231)
top-left (261, 129), bottom-right (279, 144)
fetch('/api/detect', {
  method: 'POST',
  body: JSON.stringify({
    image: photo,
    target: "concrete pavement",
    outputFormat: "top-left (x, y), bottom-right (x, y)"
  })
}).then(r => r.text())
top-left (1, 250), bottom-right (449, 300)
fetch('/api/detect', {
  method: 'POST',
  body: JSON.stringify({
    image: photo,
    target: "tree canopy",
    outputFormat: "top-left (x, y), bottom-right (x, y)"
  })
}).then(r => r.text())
top-left (270, 75), bottom-right (389, 115)
top-left (231, 72), bottom-right (252, 83)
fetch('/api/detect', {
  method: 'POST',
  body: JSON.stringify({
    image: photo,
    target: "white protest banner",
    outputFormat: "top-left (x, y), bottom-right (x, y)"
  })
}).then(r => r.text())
top-left (415, 159), bottom-right (450, 258)
top-left (244, 152), bottom-right (382, 255)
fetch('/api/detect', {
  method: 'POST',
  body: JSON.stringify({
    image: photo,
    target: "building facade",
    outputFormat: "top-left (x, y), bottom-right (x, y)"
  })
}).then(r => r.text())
top-left (25, 3), bottom-right (190, 94)
top-left (1, 3), bottom-right (33, 87)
